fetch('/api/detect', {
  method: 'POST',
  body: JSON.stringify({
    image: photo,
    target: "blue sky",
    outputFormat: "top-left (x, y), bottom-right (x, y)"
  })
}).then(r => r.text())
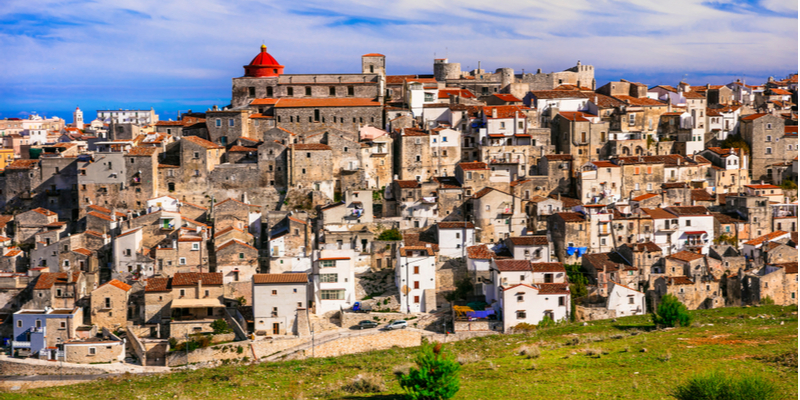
top-left (0, 0), bottom-right (796, 122)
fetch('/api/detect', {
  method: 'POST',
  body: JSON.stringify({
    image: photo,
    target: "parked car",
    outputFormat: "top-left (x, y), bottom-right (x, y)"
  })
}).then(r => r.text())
top-left (385, 320), bottom-right (408, 330)
top-left (356, 320), bottom-right (379, 330)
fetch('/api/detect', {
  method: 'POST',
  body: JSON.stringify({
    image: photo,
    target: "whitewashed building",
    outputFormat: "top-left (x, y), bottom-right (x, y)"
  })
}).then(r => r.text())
top-left (396, 244), bottom-right (437, 313)
top-left (312, 249), bottom-right (357, 315)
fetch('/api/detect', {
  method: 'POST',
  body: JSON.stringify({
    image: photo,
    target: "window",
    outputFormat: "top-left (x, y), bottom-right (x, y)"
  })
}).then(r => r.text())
top-left (329, 87), bottom-right (336, 96)
top-left (558, 297), bottom-right (565, 306)
top-left (228, 119), bottom-right (234, 127)
top-left (321, 290), bottom-right (345, 300)
top-left (629, 297), bottom-right (635, 304)
top-left (766, 123), bottom-right (772, 130)
top-left (321, 260), bottom-right (335, 267)
top-left (766, 147), bottom-right (772, 155)
top-left (685, 220), bottom-right (691, 227)
top-left (215, 119), bottom-right (221, 127)
top-left (629, 114), bottom-right (635, 126)
top-left (179, 257), bottom-right (186, 265)
top-left (347, 86), bottom-right (354, 96)
top-left (287, 87), bottom-right (294, 96)
top-left (16, 320), bottom-right (22, 328)
top-left (192, 243), bottom-right (199, 251)
top-left (204, 290), bottom-right (209, 297)
top-left (89, 347), bottom-right (97, 355)
top-left (105, 297), bottom-right (111, 308)
top-left (248, 87), bottom-right (255, 97)
top-left (320, 273), bottom-right (338, 283)
top-left (634, 167), bottom-right (640, 175)
top-left (516, 310), bottom-right (526, 319)
top-left (193, 152), bottom-right (200, 159)
top-left (239, 252), bottom-right (245, 259)
top-left (413, 266), bottom-right (420, 274)
top-left (414, 281), bottom-right (420, 289)
top-left (266, 86), bottom-right (273, 97)
top-left (305, 87), bottom-right (312, 96)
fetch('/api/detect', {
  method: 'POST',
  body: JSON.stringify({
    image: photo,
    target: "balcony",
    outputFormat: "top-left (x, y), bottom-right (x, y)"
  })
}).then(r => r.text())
top-left (12, 341), bottom-right (31, 348)
top-left (659, 225), bottom-right (678, 232)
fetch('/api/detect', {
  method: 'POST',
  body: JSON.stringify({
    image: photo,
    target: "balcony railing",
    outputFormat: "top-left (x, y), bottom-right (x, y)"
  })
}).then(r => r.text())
top-left (12, 341), bottom-right (31, 348)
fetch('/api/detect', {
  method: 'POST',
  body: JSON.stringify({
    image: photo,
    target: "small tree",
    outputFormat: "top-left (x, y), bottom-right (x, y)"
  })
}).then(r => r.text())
top-left (399, 343), bottom-right (460, 400)
top-left (211, 319), bottom-right (232, 334)
top-left (760, 296), bottom-right (775, 305)
top-left (653, 294), bottom-right (692, 328)
top-left (377, 228), bottom-right (403, 241)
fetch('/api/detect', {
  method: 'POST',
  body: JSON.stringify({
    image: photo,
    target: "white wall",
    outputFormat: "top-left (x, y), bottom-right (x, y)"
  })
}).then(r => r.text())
top-left (606, 282), bottom-right (646, 317)
top-left (396, 251), bottom-right (437, 313)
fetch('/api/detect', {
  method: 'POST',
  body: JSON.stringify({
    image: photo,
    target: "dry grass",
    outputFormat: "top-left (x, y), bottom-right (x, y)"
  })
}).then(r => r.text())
top-left (457, 352), bottom-right (484, 365)
top-left (518, 344), bottom-right (540, 359)
top-left (340, 373), bottom-right (386, 394)
top-left (584, 347), bottom-right (603, 357)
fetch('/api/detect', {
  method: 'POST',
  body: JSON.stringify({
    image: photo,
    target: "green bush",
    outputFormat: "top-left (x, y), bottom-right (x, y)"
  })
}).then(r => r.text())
top-left (211, 319), bottom-right (232, 334)
top-left (761, 296), bottom-right (775, 305)
top-left (398, 343), bottom-right (460, 400)
top-left (653, 294), bottom-right (692, 327)
top-left (671, 371), bottom-right (780, 400)
top-left (377, 228), bottom-right (403, 241)
top-left (538, 316), bottom-right (556, 329)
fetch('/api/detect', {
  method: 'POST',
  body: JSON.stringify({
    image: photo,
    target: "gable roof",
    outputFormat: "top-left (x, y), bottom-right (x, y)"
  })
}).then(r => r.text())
top-left (467, 244), bottom-right (495, 260)
top-left (508, 236), bottom-right (548, 246)
top-left (744, 231), bottom-right (789, 247)
top-left (216, 238), bottom-right (258, 252)
top-left (145, 277), bottom-right (170, 292)
top-left (668, 250), bottom-right (704, 262)
top-left (182, 135), bottom-right (223, 149)
top-left (494, 259), bottom-right (531, 271)
top-left (530, 262), bottom-right (565, 273)
top-left (99, 279), bottom-right (132, 292)
top-left (253, 273), bottom-right (309, 284)
top-left (172, 272), bottom-right (222, 286)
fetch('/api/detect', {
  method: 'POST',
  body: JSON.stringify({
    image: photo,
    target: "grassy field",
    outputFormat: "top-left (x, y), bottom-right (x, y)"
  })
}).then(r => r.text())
top-left (5, 305), bottom-right (798, 400)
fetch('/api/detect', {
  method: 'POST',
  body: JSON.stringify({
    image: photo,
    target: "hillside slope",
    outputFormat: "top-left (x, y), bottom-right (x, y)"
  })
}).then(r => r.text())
top-left (6, 305), bottom-right (798, 400)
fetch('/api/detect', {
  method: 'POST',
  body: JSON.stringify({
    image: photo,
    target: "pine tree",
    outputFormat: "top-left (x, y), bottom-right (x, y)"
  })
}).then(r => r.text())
top-left (399, 343), bottom-right (461, 400)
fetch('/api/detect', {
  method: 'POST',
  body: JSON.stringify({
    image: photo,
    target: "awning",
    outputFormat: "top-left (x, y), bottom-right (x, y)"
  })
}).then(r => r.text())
top-left (684, 231), bottom-right (707, 236)
top-left (171, 298), bottom-right (223, 308)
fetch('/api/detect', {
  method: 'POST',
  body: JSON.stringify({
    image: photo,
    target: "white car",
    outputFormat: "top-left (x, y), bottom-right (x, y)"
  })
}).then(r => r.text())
top-left (385, 320), bottom-right (408, 330)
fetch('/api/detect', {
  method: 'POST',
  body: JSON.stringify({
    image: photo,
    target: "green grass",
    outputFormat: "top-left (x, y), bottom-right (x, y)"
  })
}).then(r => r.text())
top-left (6, 305), bottom-right (798, 400)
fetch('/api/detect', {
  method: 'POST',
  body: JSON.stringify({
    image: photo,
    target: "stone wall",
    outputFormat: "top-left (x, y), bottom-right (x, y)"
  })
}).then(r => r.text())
top-left (0, 357), bottom-right (112, 376)
top-left (453, 320), bottom-right (502, 332)
top-left (575, 305), bottom-right (616, 321)
top-left (311, 328), bottom-right (421, 358)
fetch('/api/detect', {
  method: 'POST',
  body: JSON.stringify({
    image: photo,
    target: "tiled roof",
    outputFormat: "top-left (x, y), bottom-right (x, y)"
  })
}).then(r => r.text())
top-left (72, 248), bottom-right (92, 256)
top-left (396, 180), bottom-right (420, 189)
top-left (668, 251), bottom-right (704, 262)
top-left (172, 272), bottom-right (222, 286)
top-left (590, 94), bottom-right (626, 108)
top-left (691, 189), bottom-right (715, 202)
top-left (536, 283), bottom-right (570, 294)
top-left (483, 105), bottom-right (529, 119)
top-left (667, 276), bottom-right (695, 285)
top-left (711, 213), bottom-right (746, 224)
top-left (253, 273), bottom-right (308, 284)
top-left (250, 98), bottom-right (280, 106)
top-left (530, 90), bottom-right (592, 99)
top-left (741, 113), bottom-right (768, 121)
top-left (274, 98), bottom-right (381, 108)
top-left (182, 135), bottom-right (223, 149)
top-left (458, 162), bottom-right (488, 171)
top-left (100, 279), bottom-right (132, 292)
top-left (743, 231), bottom-right (789, 246)
top-left (34, 272), bottom-right (78, 290)
top-left (583, 253), bottom-right (629, 272)
top-left (216, 238), bottom-right (257, 252)
top-left (773, 263), bottom-right (798, 274)
top-left (613, 95), bottom-right (667, 106)
top-left (438, 221), bottom-right (474, 229)
top-left (228, 146), bottom-right (257, 153)
top-left (6, 159), bottom-right (39, 170)
top-left (467, 244), bottom-right (494, 260)
top-left (557, 212), bottom-right (585, 222)
top-left (495, 259), bottom-right (531, 271)
top-left (641, 208), bottom-right (674, 219)
top-left (292, 143), bottom-right (331, 151)
top-left (434, 176), bottom-right (461, 189)
top-left (530, 262), bottom-right (564, 273)
top-left (744, 184), bottom-right (780, 190)
top-left (559, 111), bottom-right (596, 122)
top-left (629, 241), bottom-right (662, 252)
top-left (145, 277), bottom-right (170, 292)
top-left (492, 93), bottom-right (522, 102)
top-left (664, 206), bottom-right (709, 216)
top-left (87, 211), bottom-right (115, 222)
top-left (88, 205), bottom-right (112, 214)
top-left (544, 154), bottom-right (573, 161)
top-left (32, 208), bottom-right (57, 217)
top-left (508, 236), bottom-right (548, 246)
top-left (402, 127), bottom-right (428, 137)
top-left (400, 246), bottom-right (434, 257)
top-left (632, 193), bottom-right (659, 202)
top-left (127, 146), bottom-right (157, 156)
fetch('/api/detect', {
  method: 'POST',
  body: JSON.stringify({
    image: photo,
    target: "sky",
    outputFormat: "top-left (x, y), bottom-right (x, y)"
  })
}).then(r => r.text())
top-left (0, 0), bottom-right (797, 122)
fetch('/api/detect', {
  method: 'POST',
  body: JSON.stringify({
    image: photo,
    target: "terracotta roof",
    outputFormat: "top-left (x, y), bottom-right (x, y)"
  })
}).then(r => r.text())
top-left (632, 193), bottom-right (659, 202)
top-left (72, 248), bottom-right (92, 256)
top-left (216, 238), bottom-right (257, 252)
top-left (530, 90), bottom-right (592, 99)
top-left (458, 162), bottom-right (488, 171)
top-left (744, 184), bottom-right (780, 190)
top-left (741, 113), bottom-right (768, 121)
top-left (228, 146), bottom-right (257, 153)
top-left (253, 273), bottom-right (308, 284)
top-left (613, 95), bottom-right (667, 106)
top-left (182, 135), bottom-right (223, 149)
top-left (292, 143), bottom-right (331, 151)
top-left (664, 206), bottom-right (709, 216)
top-left (87, 211), bottom-right (114, 222)
top-left (467, 244), bottom-right (494, 260)
top-left (495, 259), bottom-right (532, 271)
top-left (438, 221), bottom-right (474, 229)
top-left (667, 276), bottom-right (695, 285)
top-left (536, 283), bottom-right (570, 294)
top-left (641, 208), bottom-right (674, 219)
top-left (706, 147), bottom-right (741, 157)
top-left (4, 249), bottom-right (21, 257)
top-left (6, 159), bottom-right (39, 170)
top-left (668, 250), bottom-right (704, 262)
top-left (172, 272), bottom-right (222, 286)
top-left (402, 127), bottom-right (428, 137)
top-left (530, 262), bottom-right (565, 273)
top-left (287, 216), bottom-right (308, 226)
top-left (691, 189), bottom-right (715, 202)
top-left (544, 154), bottom-right (573, 161)
top-left (84, 230), bottom-right (106, 238)
top-left (434, 176), bottom-right (462, 189)
top-left (362, 53), bottom-right (385, 57)
top-left (629, 241), bottom-right (661, 252)
top-left (275, 98), bottom-right (381, 108)
top-left (683, 91), bottom-right (705, 99)
top-left (100, 279), bottom-right (132, 292)
top-left (250, 98), bottom-right (280, 106)
top-left (34, 272), bottom-right (79, 290)
top-left (559, 111), bottom-right (596, 122)
top-left (127, 146), bottom-right (157, 156)
top-left (145, 277), bottom-right (170, 292)
top-left (773, 263), bottom-right (798, 274)
top-left (400, 246), bottom-right (434, 257)
top-left (396, 180), bottom-right (421, 189)
top-left (743, 231), bottom-right (789, 247)
top-left (711, 213), bottom-right (746, 224)
top-left (483, 105), bottom-right (528, 119)
top-left (31, 208), bottom-right (56, 217)
top-left (557, 212), bottom-right (585, 222)
top-left (583, 253), bottom-right (629, 272)
top-left (438, 88), bottom-right (476, 99)
top-left (88, 205), bottom-right (112, 214)
top-left (508, 236), bottom-right (548, 246)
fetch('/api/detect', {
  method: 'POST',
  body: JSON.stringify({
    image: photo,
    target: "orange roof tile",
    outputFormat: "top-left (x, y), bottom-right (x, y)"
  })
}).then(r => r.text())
top-left (253, 273), bottom-right (309, 284)
top-left (100, 279), bottom-right (132, 292)
top-left (182, 135), bottom-right (224, 149)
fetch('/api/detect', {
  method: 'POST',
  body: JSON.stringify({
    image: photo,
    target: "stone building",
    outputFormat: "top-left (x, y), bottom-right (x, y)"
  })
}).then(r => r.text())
top-left (725, 194), bottom-right (772, 240)
top-left (552, 112), bottom-right (609, 170)
top-left (31, 271), bottom-right (86, 310)
top-left (287, 143), bottom-right (335, 198)
top-left (15, 207), bottom-right (59, 244)
top-left (739, 113), bottom-right (795, 181)
top-left (215, 239), bottom-right (259, 284)
top-left (178, 136), bottom-right (225, 203)
top-left (549, 211), bottom-right (589, 263)
top-left (90, 279), bottom-right (132, 330)
top-left (471, 187), bottom-right (527, 243)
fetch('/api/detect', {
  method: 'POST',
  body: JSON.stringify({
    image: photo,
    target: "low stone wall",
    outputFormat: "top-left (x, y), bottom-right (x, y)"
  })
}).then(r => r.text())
top-left (454, 320), bottom-right (503, 332)
top-left (309, 329), bottom-right (422, 358)
top-left (166, 342), bottom-right (250, 367)
top-left (251, 337), bottom-right (308, 359)
top-left (427, 330), bottom-right (499, 343)
top-left (576, 305), bottom-right (616, 321)
top-left (0, 357), bottom-right (112, 376)
top-left (127, 326), bottom-right (147, 365)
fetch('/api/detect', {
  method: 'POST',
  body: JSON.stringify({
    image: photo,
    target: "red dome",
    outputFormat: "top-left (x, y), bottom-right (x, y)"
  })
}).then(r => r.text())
top-left (244, 44), bottom-right (284, 77)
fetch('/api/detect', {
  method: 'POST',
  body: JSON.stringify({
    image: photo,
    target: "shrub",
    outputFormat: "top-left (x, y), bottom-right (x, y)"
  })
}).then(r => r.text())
top-left (653, 294), bottom-right (692, 328)
top-left (671, 371), bottom-right (780, 400)
top-left (236, 345), bottom-right (244, 354)
top-left (211, 319), bottom-right (232, 334)
top-left (511, 323), bottom-right (536, 334)
top-left (518, 344), bottom-right (540, 359)
top-left (584, 347), bottom-right (603, 357)
top-left (761, 296), bottom-right (775, 305)
top-left (398, 343), bottom-right (460, 400)
top-left (377, 228), bottom-right (403, 241)
top-left (538, 316), bottom-right (556, 329)
top-left (341, 373), bottom-right (386, 393)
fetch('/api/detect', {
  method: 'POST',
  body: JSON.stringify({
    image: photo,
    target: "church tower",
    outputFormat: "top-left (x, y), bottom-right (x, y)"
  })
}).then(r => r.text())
top-left (73, 107), bottom-right (84, 130)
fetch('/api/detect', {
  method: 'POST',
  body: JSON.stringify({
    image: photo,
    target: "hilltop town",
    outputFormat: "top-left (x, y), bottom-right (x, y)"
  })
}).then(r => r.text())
top-left (0, 45), bottom-right (797, 371)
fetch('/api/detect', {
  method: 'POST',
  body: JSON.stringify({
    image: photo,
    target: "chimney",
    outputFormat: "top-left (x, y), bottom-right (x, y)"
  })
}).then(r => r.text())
top-left (492, 108), bottom-right (497, 119)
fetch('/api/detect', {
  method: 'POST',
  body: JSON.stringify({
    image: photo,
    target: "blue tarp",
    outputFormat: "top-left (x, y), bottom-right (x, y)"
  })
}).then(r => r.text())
top-left (466, 310), bottom-right (495, 319)
top-left (567, 246), bottom-right (588, 257)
